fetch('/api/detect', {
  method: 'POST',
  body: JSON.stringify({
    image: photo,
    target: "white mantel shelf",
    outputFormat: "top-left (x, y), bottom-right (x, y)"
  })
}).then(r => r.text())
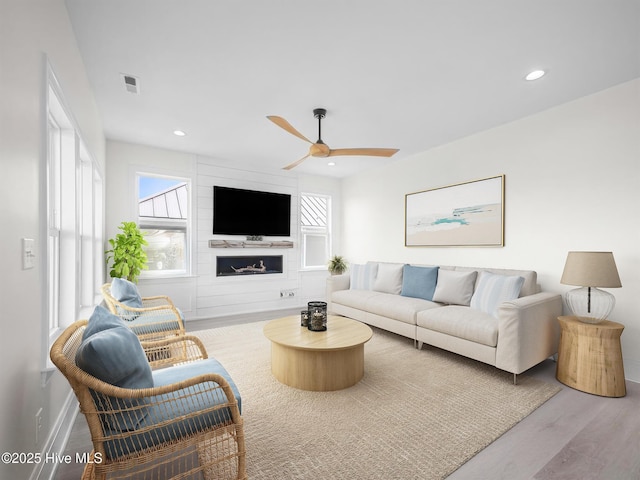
top-left (208, 240), bottom-right (294, 249)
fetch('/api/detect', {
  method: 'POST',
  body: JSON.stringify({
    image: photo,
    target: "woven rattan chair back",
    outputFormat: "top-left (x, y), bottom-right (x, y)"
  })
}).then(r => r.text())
top-left (50, 320), bottom-right (247, 480)
top-left (101, 283), bottom-right (185, 341)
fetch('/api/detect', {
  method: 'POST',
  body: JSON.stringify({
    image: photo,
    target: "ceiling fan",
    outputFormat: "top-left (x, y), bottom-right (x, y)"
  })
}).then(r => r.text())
top-left (267, 108), bottom-right (399, 170)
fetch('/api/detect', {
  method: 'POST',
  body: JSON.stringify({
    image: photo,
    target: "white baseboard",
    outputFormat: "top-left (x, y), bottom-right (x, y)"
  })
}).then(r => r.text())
top-left (29, 390), bottom-right (78, 480)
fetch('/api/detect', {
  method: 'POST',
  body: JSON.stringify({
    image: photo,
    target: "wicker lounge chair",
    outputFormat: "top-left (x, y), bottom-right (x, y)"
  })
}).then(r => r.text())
top-left (51, 317), bottom-right (246, 480)
top-left (101, 282), bottom-right (185, 341)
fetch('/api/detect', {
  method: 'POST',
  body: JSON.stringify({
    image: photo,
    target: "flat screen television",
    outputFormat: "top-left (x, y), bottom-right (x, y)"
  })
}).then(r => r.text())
top-left (213, 186), bottom-right (291, 237)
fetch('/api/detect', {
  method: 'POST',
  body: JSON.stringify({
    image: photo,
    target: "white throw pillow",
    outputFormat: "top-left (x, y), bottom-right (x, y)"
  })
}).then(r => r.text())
top-left (350, 263), bottom-right (378, 290)
top-left (373, 263), bottom-right (404, 294)
top-left (432, 270), bottom-right (478, 306)
top-left (470, 271), bottom-right (525, 318)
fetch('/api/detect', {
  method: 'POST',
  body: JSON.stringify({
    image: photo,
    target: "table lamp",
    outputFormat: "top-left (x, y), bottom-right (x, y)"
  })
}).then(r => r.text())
top-left (560, 251), bottom-right (622, 324)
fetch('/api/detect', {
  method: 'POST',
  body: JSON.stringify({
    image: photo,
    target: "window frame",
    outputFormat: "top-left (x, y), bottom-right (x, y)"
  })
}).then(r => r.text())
top-left (44, 60), bottom-right (104, 371)
top-left (300, 192), bottom-right (332, 271)
top-left (136, 172), bottom-right (192, 279)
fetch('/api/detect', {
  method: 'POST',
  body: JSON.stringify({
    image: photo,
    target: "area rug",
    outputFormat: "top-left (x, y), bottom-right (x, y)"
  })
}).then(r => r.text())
top-left (193, 320), bottom-right (560, 479)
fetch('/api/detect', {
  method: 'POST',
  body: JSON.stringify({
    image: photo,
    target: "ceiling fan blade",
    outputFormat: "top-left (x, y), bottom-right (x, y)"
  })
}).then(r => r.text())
top-left (328, 148), bottom-right (399, 158)
top-left (282, 153), bottom-right (310, 171)
top-left (267, 116), bottom-right (313, 144)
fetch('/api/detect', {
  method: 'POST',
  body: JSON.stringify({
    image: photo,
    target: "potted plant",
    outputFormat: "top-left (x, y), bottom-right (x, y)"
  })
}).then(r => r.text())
top-left (328, 255), bottom-right (348, 275)
top-left (105, 221), bottom-right (148, 283)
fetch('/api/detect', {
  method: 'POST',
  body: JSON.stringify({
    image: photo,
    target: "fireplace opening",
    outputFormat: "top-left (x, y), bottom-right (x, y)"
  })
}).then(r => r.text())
top-left (217, 255), bottom-right (284, 277)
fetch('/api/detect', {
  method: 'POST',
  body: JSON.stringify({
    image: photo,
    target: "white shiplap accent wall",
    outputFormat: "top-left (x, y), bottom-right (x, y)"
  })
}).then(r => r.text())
top-left (196, 158), bottom-right (302, 317)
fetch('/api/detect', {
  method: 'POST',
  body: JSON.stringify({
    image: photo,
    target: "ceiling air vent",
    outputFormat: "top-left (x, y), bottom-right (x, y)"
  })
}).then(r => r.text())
top-left (120, 73), bottom-right (140, 94)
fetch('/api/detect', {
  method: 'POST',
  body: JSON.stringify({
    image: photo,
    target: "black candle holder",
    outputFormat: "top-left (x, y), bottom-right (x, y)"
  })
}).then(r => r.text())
top-left (307, 301), bottom-right (327, 331)
top-left (300, 310), bottom-right (310, 327)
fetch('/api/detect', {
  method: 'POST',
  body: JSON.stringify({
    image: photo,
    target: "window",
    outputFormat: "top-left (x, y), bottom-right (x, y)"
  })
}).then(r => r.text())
top-left (45, 64), bottom-right (104, 367)
top-left (300, 193), bottom-right (331, 269)
top-left (79, 148), bottom-right (104, 309)
top-left (46, 112), bottom-right (62, 332)
top-left (137, 175), bottom-right (190, 276)
top-left (47, 85), bottom-right (78, 335)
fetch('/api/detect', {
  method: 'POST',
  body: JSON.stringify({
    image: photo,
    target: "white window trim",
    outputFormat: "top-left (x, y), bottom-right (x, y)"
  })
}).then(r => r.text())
top-left (300, 192), bottom-right (332, 271)
top-left (134, 170), bottom-right (194, 279)
top-left (43, 58), bottom-right (104, 373)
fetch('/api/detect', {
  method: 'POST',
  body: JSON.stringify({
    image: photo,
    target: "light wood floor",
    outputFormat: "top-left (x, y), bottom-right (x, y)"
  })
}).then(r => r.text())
top-left (55, 314), bottom-right (640, 480)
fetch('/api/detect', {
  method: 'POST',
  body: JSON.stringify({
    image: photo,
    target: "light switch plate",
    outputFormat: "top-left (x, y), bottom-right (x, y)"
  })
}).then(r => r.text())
top-left (23, 238), bottom-right (35, 269)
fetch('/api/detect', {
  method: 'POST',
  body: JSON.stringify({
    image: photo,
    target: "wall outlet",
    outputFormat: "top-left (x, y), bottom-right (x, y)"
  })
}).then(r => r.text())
top-left (280, 289), bottom-right (295, 298)
top-left (35, 408), bottom-right (43, 444)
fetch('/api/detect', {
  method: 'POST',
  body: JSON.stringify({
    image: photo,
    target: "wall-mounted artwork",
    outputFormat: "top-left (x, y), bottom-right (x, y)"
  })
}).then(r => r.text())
top-left (405, 175), bottom-right (504, 247)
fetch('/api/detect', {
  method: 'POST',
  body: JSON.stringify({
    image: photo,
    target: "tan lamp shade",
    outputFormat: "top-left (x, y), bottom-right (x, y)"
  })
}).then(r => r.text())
top-left (560, 251), bottom-right (622, 288)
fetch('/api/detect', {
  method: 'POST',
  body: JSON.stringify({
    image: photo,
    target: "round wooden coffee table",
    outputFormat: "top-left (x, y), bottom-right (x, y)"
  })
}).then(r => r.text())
top-left (263, 315), bottom-right (373, 391)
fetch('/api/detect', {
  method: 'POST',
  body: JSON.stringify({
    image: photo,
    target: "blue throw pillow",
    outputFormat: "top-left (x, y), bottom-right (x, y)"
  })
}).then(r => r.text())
top-left (470, 271), bottom-right (525, 318)
top-left (76, 326), bottom-right (153, 389)
top-left (83, 305), bottom-right (128, 340)
top-left (76, 325), bottom-right (153, 431)
top-left (400, 265), bottom-right (439, 301)
top-left (111, 278), bottom-right (143, 309)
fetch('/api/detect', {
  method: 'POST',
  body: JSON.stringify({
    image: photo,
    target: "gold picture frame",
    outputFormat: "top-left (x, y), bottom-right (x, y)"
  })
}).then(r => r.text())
top-left (405, 175), bottom-right (505, 247)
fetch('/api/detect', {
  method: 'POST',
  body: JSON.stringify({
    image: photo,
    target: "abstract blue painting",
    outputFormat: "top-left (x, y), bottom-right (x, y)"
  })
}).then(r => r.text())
top-left (405, 175), bottom-right (504, 247)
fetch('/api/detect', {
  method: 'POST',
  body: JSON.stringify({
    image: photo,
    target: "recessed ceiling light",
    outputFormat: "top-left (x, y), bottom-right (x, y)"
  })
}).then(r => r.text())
top-left (525, 70), bottom-right (546, 81)
top-left (173, 130), bottom-right (186, 137)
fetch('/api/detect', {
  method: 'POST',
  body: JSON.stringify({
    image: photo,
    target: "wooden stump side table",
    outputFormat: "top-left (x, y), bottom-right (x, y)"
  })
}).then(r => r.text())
top-left (556, 315), bottom-right (626, 397)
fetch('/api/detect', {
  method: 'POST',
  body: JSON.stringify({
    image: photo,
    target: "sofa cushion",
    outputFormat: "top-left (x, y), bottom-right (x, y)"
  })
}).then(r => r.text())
top-left (332, 289), bottom-right (385, 311)
top-left (454, 266), bottom-right (537, 297)
top-left (432, 269), bottom-right (477, 306)
top-left (401, 265), bottom-right (439, 301)
top-left (373, 263), bottom-right (404, 294)
top-left (470, 271), bottom-right (525, 318)
top-left (367, 293), bottom-right (440, 325)
top-left (332, 289), bottom-right (440, 325)
top-left (350, 263), bottom-right (378, 290)
top-left (417, 305), bottom-right (498, 347)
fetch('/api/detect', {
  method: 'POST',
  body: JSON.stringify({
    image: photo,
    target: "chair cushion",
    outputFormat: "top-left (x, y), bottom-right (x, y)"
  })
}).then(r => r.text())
top-left (111, 278), bottom-right (143, 319)
top-left (350, 263), bottom-right (378, 290)
top-left (83, 305), bottom-right (128, 339)
top-left (432, 269), bottom-right (477, 306)
top-left (103, 358), bottom-right (242, 459)
top-left (127, 310), bottom-right (183, 336)
top-left (401, 265), bottom-right (439, 301)
top-left (470, 271), bottom-right (525, 318)
top-left (373, 263), bottom-right (404, 294)
top-left (76, 324), bottom-right (154, 431)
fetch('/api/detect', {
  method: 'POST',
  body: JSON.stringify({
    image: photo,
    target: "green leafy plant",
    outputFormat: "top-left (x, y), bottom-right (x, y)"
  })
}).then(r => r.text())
top-left (328, 255), bottom-right (348, 275)
top-left (105, 221), bottom-right (148, 283)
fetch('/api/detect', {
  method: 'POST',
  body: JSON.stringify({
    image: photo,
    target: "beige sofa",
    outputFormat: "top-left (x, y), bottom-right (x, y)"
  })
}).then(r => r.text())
top-left (326, 262), bottom-right (563, 383)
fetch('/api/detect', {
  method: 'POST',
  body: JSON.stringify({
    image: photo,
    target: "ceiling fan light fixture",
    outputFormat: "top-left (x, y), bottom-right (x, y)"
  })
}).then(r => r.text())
top-left (525, 69), bottom-right (546, 81)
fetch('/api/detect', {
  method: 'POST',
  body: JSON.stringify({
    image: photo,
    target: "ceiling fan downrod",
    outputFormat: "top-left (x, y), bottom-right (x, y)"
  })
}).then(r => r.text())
top-left (313, 108), bottom-right (327, 144)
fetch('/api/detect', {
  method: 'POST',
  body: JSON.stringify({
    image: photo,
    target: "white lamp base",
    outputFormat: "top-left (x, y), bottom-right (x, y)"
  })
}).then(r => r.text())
top-left (565, 287), bottom-right (615, 324)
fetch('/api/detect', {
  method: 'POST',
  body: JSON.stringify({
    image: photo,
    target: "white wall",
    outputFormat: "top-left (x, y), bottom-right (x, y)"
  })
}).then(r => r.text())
top-left (340, 79), bottom-right (640, 381)
top-left (0, 1), bottom-right (105, 478)
top-left (105, 141), bottom-right (342, 321)
top-left (196, 158), bottom-right (301, 317)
